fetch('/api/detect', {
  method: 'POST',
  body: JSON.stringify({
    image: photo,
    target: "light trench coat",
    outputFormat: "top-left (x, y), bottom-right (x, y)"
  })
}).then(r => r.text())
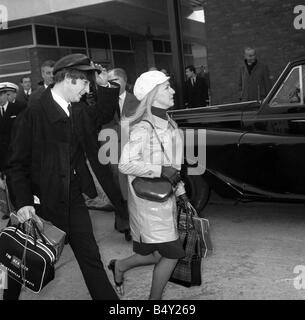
top-left (119, 115), bottom-right (186, 243)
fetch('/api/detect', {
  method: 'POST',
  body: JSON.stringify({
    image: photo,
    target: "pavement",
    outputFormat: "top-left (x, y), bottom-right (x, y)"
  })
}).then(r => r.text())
top-left (1, 193), bottom-right (305, 300)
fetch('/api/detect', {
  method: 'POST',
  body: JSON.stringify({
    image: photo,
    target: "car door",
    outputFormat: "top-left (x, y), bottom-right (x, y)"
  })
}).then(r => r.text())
top-left (239, 63), bottom-right (305, 198)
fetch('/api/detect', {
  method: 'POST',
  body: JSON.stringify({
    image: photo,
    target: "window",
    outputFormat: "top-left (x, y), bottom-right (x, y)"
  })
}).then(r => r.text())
top-left (270, 65), bottom-right (304, 106)
top-left (58, 28), bottom-right (86, 48)
top-left (164, 41), bottom-right (171, 53)
top-left (35, 25), bottom-right (57, 46)
top-left (87, 31), bottom-right (110, 49)
top-left (153, 40), bottom-right (163, 53)
top-left (0, 25), bottom-right (33, 49)
top-left (111, 35), bottom-right (132, 51)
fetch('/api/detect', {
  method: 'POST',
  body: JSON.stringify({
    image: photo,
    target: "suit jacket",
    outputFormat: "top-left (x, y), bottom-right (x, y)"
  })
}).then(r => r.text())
top-left (28, 85), bottom-right (46, 106)
top-left (184, 76), bottom-right (209, 108)
top-left (16, 89), bottom-right (31, 106)
top-left (6, 85), bottom-right (126, 233)
top-left (122, 92), bottom-right (139, 118)
top-left (0, 102), bottom-right (26, 171)
top-left (239, 61), bottom-right (271, 101)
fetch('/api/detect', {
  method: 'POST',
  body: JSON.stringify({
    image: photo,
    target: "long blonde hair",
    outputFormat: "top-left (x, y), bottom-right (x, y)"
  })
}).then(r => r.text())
top-left (121, 84), bottom-right (161, 127)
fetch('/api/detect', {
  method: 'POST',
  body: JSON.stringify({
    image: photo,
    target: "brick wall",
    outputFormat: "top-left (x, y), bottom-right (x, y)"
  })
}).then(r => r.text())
top-left (204, 0), bottom-right (305, 104)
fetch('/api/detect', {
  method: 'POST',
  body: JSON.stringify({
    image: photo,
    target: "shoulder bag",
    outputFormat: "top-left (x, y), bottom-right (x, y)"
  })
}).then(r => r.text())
top-left (131, 120), bottom-right (173, 202)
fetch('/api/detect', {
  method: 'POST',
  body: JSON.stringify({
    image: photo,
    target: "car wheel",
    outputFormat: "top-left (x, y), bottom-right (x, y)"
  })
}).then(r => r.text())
top-left (182, 175), bottom-right (210, 216)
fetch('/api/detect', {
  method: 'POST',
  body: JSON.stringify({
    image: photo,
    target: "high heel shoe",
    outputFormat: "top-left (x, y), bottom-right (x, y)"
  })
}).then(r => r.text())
top-left (108, 259), bottom-right (124, 295)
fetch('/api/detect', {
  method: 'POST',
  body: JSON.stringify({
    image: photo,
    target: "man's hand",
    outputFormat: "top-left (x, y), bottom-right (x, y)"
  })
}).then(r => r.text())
top-left (17, 206), bottom-right (43, 229)
top-left (94, 63), bottom-right (109, 87)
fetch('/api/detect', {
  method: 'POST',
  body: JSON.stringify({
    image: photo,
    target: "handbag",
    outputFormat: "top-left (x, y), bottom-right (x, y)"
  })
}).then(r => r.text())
top-left (169, 201), bottom-right (203, 287)
top-left (2, 176), bottom-right (66, 264)
top-left (9, 212), bottom-right (66, 263)
top-left (131, 120), bottom-right (173, 202)
top-left (0, 219), bottom-right (56, 293)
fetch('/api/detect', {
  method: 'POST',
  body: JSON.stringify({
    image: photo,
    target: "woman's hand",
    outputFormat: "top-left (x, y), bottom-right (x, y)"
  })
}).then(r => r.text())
top-left (161, 166), bottom-right (181, 186)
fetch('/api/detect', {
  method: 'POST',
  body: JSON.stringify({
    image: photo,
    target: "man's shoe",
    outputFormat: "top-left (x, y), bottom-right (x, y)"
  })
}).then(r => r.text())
top-left (2, 214), bottom-right (9, 220)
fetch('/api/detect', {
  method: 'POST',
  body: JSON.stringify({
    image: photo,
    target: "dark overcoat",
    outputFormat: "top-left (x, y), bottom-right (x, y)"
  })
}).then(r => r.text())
top-left (0, 102), bottom-right (25, 171)
top-left (6, 85), bottom-right (123, 233)
top-left (239, 61), bottom-right (272, 101)
top-left (184, 76), bottom-right (209, 108)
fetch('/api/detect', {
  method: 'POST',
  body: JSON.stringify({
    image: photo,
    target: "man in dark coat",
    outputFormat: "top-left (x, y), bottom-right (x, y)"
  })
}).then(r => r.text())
top-left (184, 65), bottom-right (209, 108)
top-left (0, 83), bottom-right (26, 219)
top-left (28, 60), bottom-right (55, 105)
top-left (106, 68), bottom-right (139, 240)
top-left (239, 47), bottom-right (272, 101)
top-left (16, 76), bottom-right (32, 106)
top-left (3, 53), bottom-right (124, 300)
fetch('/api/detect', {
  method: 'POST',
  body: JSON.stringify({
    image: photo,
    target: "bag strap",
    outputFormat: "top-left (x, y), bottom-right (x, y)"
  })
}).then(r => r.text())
top-left (142, 120), bottom-right (171, 163)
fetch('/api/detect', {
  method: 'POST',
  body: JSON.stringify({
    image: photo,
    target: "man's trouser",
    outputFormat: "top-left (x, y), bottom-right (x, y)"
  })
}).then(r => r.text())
top-left (3, 176), bottom-right (118, 300)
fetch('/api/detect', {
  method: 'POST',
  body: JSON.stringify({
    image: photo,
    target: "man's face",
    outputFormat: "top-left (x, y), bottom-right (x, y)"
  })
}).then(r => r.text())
top-left (6, 91), bottom-right (17, 102)
top-left (41, 66), bottom-right (54, 86)
top-left (245, 49), bottom-right (257, 65)
top-left (185, 68), bottom-right (194, 80)
top-left (21, 77), bottom-right (31, 91)
top-left (107, 71), bottom-right (126, 95)
top-left (66, 78), bottom-right (90, 103)
top-left (0, 92), bottom-right (8, 105)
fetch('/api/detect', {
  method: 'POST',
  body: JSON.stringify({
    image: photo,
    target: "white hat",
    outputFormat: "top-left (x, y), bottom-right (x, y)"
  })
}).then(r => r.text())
top-left (0, 82), bottom-right (19, 92)
top-left (133, 71), bottom-right (170, 101)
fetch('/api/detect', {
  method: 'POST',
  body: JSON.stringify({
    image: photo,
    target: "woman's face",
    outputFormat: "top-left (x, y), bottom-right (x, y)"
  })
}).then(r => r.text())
top-left (153, 81), bottom-right (175, 109)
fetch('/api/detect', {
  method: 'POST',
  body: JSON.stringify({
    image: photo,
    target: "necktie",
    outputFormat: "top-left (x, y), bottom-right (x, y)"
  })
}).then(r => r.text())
top-left (0, 106), bottom-right (4, 117)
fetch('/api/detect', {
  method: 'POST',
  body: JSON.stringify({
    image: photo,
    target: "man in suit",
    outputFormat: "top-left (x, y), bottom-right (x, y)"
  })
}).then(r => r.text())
top-left (29, 60), bottom-right (55, 105)
top-left (107, 68), bottom-right (139, 241)
top-left (16, 76), bottom-right (32, 106)
top-left (0, 82), bottom-right (26, 220)
top-left (238, 47), bottom-right (271, 101)
top-left (184, 65), bottom-right (209, 108)
top-left (3, 53), bottom-right (126, 300)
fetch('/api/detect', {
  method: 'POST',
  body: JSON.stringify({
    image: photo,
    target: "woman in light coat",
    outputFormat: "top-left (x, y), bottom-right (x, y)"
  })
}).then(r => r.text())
top-left (107, 71), bottom-right (188, 300)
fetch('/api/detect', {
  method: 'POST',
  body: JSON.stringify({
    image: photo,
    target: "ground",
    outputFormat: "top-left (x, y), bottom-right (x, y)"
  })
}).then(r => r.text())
top-left (1, 194), bottom-right (305, 300)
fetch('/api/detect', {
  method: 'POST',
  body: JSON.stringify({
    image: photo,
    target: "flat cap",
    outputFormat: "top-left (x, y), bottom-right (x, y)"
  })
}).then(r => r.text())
top-left (53, 53), bottom-right (100, 75)
top-left (0, 82), bottom-right (19, 93)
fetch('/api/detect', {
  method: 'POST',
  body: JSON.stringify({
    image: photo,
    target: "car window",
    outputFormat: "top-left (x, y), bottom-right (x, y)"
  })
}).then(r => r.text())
top-left (270, 65), bottom-right (304, 107)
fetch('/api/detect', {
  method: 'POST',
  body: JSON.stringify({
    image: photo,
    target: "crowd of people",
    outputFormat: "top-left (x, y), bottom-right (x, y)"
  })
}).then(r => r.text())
top-left (0, 46), bottom-right (272, 300)
top-left (0, 53), bottom-right (192, 300)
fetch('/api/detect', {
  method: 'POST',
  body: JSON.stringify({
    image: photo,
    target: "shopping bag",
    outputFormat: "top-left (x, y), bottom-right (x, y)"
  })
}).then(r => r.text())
top-left (169, 229), bottom-right (202, 287)
top-left (0, 220), bottom-right (56, 293)
top-left (193, 216), bottom-right (213, 256)
top-left (169, 200), bottom-right (204, 287)
top-left (0, 176), bottom-right (9, 216)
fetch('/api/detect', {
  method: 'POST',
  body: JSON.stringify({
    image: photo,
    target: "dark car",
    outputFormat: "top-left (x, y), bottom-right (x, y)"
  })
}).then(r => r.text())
top-left (170, 57), bottom-right (305, 214)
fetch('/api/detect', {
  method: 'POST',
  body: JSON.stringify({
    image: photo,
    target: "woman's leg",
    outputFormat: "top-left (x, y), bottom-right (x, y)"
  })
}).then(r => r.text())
top-left (115, 252), bottom-right (161, 284)
top-left (149, 256), bottom-right (178, 300)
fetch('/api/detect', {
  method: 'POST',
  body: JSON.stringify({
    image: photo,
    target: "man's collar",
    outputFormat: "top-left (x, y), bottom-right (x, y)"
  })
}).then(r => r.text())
top-left (119, 90), bottom-right (126, 101)
top-left (41, 87), bottom-right (69, 123)
top-left (1, 101), bottom-right (9, 111)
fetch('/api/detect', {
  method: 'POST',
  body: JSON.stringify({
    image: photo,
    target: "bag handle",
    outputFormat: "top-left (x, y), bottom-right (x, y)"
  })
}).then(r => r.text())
top-left (142, 120), bottom-right (171, 163)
